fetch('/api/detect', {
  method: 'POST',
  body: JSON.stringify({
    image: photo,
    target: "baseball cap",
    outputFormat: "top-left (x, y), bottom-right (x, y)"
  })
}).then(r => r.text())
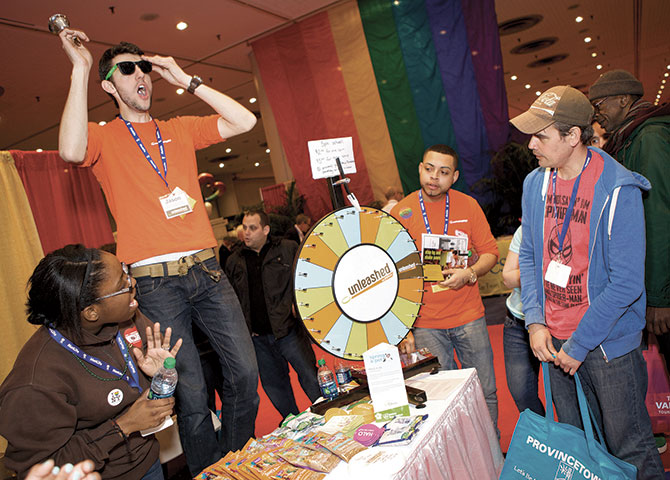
top-left (510, 86), bottom-right (594, 135)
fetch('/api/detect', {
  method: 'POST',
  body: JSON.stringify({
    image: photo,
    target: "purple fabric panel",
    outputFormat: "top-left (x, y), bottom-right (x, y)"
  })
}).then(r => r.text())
top-left (425, 0), bottom-right (490, 190)
top-left (460, 0), bottom-right (510, 153)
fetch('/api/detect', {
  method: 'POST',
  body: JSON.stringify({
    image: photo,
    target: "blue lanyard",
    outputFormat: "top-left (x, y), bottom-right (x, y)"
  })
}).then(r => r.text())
top-left (418, 191), bottom-right (449, 235)
top-left (120, 115), bottom-right (169, 189)
top-left (551, 150), bottom-right (592, 256)
top-left (48, 328), bottom-right (142, 392)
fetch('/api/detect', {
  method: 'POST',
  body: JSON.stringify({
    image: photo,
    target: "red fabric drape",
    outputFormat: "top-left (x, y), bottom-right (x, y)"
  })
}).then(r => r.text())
top-left (11, 150), bottom-right (114, 254)
top-left (252, 12), bottom-right (374, 220)
top-left (260, 183), bottom-right (288, 211)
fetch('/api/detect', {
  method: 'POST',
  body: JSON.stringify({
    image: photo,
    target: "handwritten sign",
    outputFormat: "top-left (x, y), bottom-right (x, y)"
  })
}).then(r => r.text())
top-left (307, 137), bottom-right (356, 180)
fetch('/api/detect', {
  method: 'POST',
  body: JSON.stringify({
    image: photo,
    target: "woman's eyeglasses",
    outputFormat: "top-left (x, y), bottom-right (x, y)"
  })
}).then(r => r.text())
top-left (105, 60), bottom-right (152, 81)
top-left (95, 263), bottom-right (134, 301)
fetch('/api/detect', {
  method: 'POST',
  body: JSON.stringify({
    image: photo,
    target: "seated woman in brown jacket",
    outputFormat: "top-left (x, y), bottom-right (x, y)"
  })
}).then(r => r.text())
top-left (0, 244), bottom-right (182, 480)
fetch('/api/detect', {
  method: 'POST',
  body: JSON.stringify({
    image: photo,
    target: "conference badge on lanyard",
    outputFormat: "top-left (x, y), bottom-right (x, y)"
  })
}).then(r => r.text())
top-left (160, 186), bottom-right (195, 219)
top-left (545, 259), bottom-right (571, 289)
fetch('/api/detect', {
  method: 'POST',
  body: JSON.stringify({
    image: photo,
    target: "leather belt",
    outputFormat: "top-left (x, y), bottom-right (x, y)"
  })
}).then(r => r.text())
top-left (507, 307), bottom-right (525, 324)
top-left (131, 249), bottom-right (216, 278)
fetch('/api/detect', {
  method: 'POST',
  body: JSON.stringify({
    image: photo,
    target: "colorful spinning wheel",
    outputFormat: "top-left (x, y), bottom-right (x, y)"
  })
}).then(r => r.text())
top-left (294, 206), bottom-right (424, 360)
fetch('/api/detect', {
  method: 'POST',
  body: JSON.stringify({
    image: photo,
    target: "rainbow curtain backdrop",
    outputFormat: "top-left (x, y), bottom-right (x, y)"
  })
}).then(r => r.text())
top-left (252, 0), bottom-right (508, 219)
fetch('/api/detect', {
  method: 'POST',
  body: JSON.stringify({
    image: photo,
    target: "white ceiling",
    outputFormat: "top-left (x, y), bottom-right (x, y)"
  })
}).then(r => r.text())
top-left (1, 0), bottom-right (669, 180)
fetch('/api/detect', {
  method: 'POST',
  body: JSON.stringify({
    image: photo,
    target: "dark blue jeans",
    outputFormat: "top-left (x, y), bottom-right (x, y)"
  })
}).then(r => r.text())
top-left (135, 256), bottom-right (259, 476)
top-left (412, 316), bottom-right (499, 437)
top-left (252, 325), bottom-right (320, 419)
top-left (503, 314), bottom-right (544, 415)
top-left (142, 459), bottom-right (163, 480)
top-left (549, 338), bottom-right (664, 479)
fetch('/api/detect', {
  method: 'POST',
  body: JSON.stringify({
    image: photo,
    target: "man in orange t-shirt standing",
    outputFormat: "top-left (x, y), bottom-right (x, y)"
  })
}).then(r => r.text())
top-left (391, 144), bottom-right (499, 434)
top-left (55, 29), bottom-right (259, 476)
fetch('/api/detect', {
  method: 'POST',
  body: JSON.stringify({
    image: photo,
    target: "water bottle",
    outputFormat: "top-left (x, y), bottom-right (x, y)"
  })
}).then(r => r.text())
top-left (317, 359), bottom-right (338, 400)
top-left (149, 357), bottom-right (178, 399)
top-left (335, 360), bottom-right (352, 386)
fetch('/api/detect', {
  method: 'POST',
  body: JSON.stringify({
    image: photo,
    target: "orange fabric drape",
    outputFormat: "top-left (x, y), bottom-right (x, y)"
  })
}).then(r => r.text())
top-left (328, 1), bottom-right (403, 200)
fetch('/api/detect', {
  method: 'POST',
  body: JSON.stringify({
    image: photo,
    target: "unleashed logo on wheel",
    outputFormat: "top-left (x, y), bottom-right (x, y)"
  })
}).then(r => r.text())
top-left (344, 263), bottom-right (393, 302)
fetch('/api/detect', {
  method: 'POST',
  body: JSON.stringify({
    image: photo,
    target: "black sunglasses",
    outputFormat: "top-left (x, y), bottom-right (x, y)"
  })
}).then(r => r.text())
top-left (105, 60), bottom-right (152, 80)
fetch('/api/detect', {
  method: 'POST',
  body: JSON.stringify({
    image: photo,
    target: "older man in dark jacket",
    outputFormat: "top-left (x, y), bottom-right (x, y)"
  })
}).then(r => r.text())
top-left (225, 209), bottom-right (320, 418)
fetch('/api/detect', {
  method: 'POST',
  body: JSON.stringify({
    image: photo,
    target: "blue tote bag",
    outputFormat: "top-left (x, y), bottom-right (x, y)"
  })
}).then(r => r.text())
top-left (500, 363), bottom-right (636, 479)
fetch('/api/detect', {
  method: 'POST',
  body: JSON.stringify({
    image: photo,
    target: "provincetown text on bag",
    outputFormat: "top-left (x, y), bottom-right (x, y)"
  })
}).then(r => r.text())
top-left (499, 362), bottom-right (636, 480)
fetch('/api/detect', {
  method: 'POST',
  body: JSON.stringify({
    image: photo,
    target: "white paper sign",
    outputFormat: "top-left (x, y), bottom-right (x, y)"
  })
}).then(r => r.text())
top-left (307, 137), bottom-right (356, 180)
top-left (363, 343), bottom-right (409, 421)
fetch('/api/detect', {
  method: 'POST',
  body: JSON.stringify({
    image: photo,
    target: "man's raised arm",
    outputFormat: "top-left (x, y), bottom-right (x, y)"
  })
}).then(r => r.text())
top-left (57, 28), bottom-right (93, 164)
top-left (144, 54), bottom-right (257, 139)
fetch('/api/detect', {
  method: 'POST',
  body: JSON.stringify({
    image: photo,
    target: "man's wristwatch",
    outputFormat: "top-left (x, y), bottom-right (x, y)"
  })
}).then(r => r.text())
top-left (467, 267), bottom-right (477, 285)
top-left (187, 75), bottom-right (203, 94)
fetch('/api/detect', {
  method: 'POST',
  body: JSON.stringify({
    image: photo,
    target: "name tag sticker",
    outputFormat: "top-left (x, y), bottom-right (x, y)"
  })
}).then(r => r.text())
top-left (545, 260), bottom-right (571, 288)
top-left (159, 187), bottom-right (193, 219)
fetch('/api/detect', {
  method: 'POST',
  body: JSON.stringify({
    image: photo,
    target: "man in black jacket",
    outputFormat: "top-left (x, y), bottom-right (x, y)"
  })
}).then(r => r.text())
top-left (225, 209), bottom-right (320, 418)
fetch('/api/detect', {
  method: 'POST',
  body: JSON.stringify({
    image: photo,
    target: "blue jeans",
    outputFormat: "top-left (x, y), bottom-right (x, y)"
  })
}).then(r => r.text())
top-left (548, 338), bottom-right (663, 479)
top-left (503, 314), bottom-right (544, 415)
top-left (413, 316), bottom-right (498, 435)
top-left (142, 459), bottom-right (163, 480)
top-left (252, 325), bottom-right (320, 419)
top-left (135, 256), bottom-right (259, 476)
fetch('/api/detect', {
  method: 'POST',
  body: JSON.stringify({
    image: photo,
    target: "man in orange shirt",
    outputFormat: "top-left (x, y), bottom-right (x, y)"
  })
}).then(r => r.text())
top-left (56, 30), bottom-right (259, 476)
top-left (391, 144), bottom-right (499, 434)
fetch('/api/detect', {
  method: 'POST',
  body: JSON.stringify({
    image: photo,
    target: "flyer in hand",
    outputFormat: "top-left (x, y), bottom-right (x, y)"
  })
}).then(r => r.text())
top-left (420, 233), bottom-right (468, 282)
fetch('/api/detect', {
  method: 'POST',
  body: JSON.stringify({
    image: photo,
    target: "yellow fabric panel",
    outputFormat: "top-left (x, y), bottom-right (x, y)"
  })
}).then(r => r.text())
top-left (328, 1), bottom-right (403, 202)
top-left (0, 152), bottom-right (43, 453)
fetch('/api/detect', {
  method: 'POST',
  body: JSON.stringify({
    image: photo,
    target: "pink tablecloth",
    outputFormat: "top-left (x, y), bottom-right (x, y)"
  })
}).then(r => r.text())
top-left (327, 368), bottom-right (503, 479)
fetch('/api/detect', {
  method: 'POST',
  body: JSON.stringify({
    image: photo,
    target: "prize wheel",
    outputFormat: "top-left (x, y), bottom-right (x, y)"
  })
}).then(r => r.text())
top-left (294, 206), bottom-right (424, 360)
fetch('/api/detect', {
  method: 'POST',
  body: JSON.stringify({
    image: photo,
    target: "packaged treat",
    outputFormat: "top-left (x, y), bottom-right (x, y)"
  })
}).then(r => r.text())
top-left (346, 449), bottom-right (408, 477)
top-left (315, 432), bottom-right (367, 462)
top-left (377, 414), bottom-right (428, 446)
top-left (353, 423), bottom-right (384, 447)
top-left (281, 411), bottom-right (325, 431)
top-left (248, 452), bottom-right (326, 480)
top-left (275, 441), bottom-right (341, 472)
top-left (323, 407), bottom-right (348, 422)
top-left (318, 414), bottom-right (365, 436)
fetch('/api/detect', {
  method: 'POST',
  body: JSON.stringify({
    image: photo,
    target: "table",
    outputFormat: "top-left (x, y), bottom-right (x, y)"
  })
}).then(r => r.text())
top-left (326, 368), bottom-right (503, 479)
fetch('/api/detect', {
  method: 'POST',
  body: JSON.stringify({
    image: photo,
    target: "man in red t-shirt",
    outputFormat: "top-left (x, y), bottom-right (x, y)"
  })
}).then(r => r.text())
top-left (512, 85), bottom-right (662, 476)
top-left (391, 144), bottom-right (499, 434)
top-left (55, 29), bottom-right (259, 476)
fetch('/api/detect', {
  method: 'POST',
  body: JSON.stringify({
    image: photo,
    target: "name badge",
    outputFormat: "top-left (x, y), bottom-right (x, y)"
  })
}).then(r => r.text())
top-left (545, 260), bottom-right (571, 288)
top-left (159, 187), bottom-right (194, 219)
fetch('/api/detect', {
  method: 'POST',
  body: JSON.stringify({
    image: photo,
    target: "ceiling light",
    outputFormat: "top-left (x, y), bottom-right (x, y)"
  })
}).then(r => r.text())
top-left (596, 64), bottom-right (602, 70)
top-left (98, 121), bottom-right (106, 126)
top-left (659, 90), bottom-right (663, 95)
top-left (667, 65), bottom-right (670, 70)
top-left (525, 84), bottom-right (531, 89)
top-left (265, 148), bottom-right (271, 154)
top-left (591, 52), bottom-right (597, 58)
top-left (510, 75), bottom-right (518, 81)
top-left (176, 21), bottom-right (188, 31)
top-left (36, 148), bottom-right (43, 152)
top-left (662, 85), bottom-right (665, 90)
top-left (535, 91), bottom-right (541, 96)
top-left (254, 162), bottom-right (260, 167)
top-left (665, 73), bottom-right (669, 77)
top-left (662, 80), bottom-right (666, 84)
top-left (249, 97), bottom-right (257, 104)
top-left (225, 148), bottom-right (232, 153)
top-left (584, 37), bottom-right (592, 43)
top-left (176, 88), bottom-right (185, 95)
top-left (575, 16), bottom-right (584, 23)
top-left (219, 163), bottom-right (224, 168)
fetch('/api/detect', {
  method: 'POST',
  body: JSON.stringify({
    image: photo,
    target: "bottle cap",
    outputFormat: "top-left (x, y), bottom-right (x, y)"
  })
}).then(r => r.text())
top-left (164, 357), bottom-right (176, 369)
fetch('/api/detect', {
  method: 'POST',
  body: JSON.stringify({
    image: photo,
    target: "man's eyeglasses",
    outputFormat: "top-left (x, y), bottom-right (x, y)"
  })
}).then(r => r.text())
top-left (95, 263), bottom-right (134, 301)
top-left (105, 60), bottom-right (152, 81)
top-left (592, 97), bottom-right (607, 112)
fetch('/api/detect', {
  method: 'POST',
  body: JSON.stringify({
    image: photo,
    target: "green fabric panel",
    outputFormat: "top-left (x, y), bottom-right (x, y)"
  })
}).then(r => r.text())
top-left (358, 0), bottom-right (424, 195)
